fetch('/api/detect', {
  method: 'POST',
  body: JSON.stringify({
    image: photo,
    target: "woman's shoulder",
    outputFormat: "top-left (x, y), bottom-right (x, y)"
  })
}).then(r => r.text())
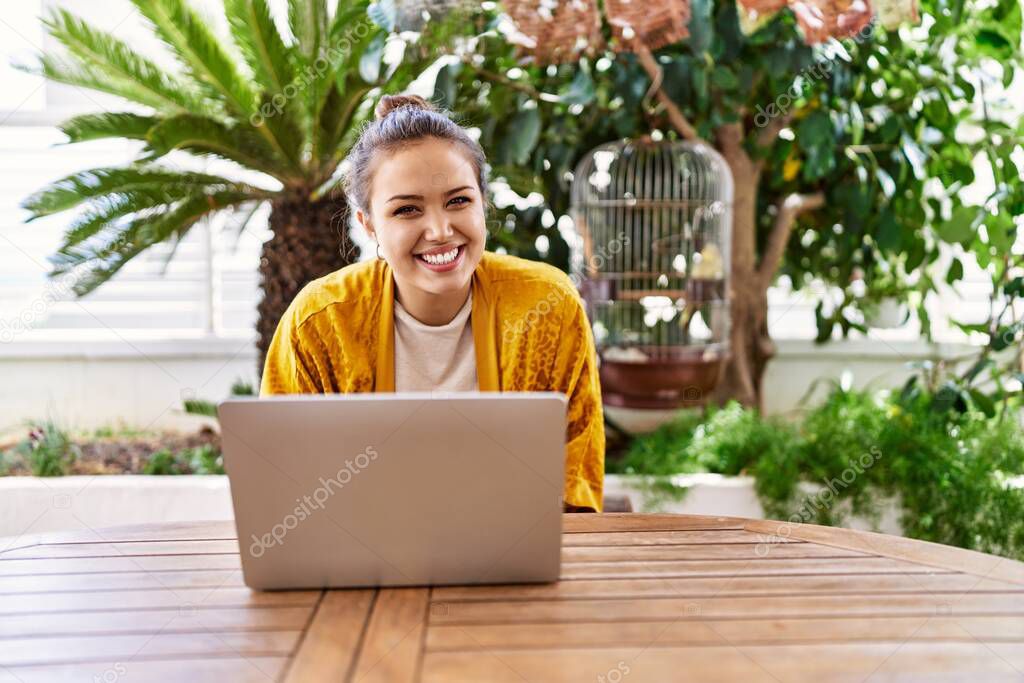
top-left (478, 251), bottom-right (579, 300)
top-left (286, 258), bottom-right (385, 331)
top-left (478, 251), bottom-right (587, 336)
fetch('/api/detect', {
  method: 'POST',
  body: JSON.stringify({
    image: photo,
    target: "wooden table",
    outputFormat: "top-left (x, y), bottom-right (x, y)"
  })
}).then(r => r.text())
top-left (2, 514), bottom-right (1023, 682)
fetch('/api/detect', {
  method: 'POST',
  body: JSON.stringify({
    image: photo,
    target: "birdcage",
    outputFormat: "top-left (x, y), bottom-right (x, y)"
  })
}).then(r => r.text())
top-left (570, 138), bottom-right (733, 409)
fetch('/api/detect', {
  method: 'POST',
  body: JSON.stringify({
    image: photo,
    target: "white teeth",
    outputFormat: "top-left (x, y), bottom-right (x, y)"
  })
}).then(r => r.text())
top-left (421, 247), bottom-right (459, 265)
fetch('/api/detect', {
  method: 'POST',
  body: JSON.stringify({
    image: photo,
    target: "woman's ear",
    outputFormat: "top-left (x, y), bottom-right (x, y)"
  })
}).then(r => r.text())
top-left (355, 208), bottom-right (374, 241)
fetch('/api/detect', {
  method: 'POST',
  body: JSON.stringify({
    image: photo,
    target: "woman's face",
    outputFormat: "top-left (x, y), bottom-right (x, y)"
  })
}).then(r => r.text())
top-left (357, 137), bottom-right (486, 300)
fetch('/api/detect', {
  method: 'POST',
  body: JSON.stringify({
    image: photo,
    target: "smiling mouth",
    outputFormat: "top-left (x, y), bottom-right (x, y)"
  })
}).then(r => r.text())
top-left (414, 244), bottom-right (465, 269)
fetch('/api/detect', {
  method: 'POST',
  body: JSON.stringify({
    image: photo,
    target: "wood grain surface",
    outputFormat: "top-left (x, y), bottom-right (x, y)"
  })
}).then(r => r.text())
top-left (2, 514), bottom-right (1022, 682)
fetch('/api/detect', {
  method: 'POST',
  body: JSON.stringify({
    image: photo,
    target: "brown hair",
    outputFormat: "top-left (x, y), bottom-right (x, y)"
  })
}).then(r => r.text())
top-left (340, 94), bottom-right (490, 216)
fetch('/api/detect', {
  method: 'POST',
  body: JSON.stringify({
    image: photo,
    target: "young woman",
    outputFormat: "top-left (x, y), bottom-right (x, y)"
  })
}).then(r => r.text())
top-left (261, 94), bottom-right (604, 512)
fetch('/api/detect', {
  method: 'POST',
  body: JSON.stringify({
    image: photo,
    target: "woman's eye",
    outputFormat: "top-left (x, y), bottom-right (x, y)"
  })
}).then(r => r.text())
top-left (393, 197), bottom-right (468, 216)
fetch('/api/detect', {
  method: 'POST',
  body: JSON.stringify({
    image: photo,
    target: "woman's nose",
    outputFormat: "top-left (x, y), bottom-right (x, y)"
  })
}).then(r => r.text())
top-left (424, 216), bottom-right (455, 241)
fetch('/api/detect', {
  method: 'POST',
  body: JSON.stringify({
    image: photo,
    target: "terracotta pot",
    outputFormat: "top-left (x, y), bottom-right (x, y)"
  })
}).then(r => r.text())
top-left (599, 346), bottom-right (726, 409)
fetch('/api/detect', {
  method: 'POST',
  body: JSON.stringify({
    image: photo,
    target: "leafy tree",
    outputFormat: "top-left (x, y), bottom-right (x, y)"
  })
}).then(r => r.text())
top-left (431, 0), bottom-right (1023, 407)
top-left (19, 0), bottom-right (422, 370)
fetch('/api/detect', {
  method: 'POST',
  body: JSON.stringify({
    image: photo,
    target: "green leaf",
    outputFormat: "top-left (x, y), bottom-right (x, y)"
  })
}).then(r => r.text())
top-left (132, 0), bottom-right (258, 116)
top-left (975, 27), bottom-right (1014, 59)
top-left (992, 321), bottom-right (1024, 352)
top-left (932, 382), bottom-right (968, 414)
top-left (21, 167), bottom-right (246, 219)
top-left (561, 67), bottom-right (596, 106)
top-left (797, 110), bottom-right (832, 151)
top-left (40, 9), bottom-right (211, 115)
top-left (968, 388), bottom-right (996, 418)
top-left (288, 0), bottom-right (328, 65)
top-left (500, 108), bottom-right (541, 166)
top-left (59, 112), bottom-right (157, 144)
top-left (945, 257), bottom-right (964, 284)
top-left (962, 357), bottom-right (993, 383)
top-left (711, 66), bottom-right (739, 90)
top-left (318, 82), bottom-right (373, 166)
top-left (55, 190), bottom-right (253, 296)
top-left (224, 0), bottom-right (295, 95)
top-left (688, 0), bottom-right (713, 55)
top-left (875, 210), bottom-right (901, 251)
top-left (985, 212), bottom-right (1013, 251)
top-left (432, 62), bottom-right (457, 110)
top-left (938, 206), bottom-right (979, 244)
top-left (1004, 276), bottom-right (1024, 298)
top-left (145, 115), bottom-right (288, 179)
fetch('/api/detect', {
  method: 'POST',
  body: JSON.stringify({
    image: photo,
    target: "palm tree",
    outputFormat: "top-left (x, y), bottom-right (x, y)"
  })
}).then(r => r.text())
top-left (20, 0), bottom-right (416, 371)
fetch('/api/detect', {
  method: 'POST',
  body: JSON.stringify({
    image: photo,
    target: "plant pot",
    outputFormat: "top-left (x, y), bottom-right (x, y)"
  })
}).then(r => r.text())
top-left (865, 296), bottom-right (909, 329)
top-left (599, 346), bottom-right (725, 409)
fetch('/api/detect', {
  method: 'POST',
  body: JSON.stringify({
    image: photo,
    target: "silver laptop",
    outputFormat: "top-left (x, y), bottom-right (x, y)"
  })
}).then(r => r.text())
top-left (218, 392), bottom-right (566, 590)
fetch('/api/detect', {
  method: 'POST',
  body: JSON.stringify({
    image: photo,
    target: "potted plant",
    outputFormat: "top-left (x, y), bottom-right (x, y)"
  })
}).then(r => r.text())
top-left (858, 268), bottom-right (914, 329)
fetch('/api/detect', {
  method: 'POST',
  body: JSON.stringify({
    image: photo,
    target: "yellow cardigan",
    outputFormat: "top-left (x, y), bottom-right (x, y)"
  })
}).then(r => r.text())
top-left (260, 250), bottom-right (605, 511)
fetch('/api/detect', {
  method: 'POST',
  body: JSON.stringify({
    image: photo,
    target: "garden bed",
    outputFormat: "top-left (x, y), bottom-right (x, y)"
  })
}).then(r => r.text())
top-left (0, 424), bottom-right (221, 476)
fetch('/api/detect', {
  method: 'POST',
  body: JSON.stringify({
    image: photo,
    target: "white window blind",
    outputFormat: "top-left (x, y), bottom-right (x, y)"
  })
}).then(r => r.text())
top-left (0, 126), bottom-right (271, 342)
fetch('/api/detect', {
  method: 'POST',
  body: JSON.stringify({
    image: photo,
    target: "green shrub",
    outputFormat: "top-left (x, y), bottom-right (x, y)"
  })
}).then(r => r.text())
top-left (143, 449), bottom-right (186, 475)
top-left (616, 385), bottom-right (1024, 560)
top-left (184, 444), bottom-right (225, 475)
top-left (4, 421), bottom-right (79, 476)
top-left (607, 409), bottom-right (703, 475)
top-left (142, 445), bottom-right (224, 475)
top-left (688, 402), bottom-right (798, 476)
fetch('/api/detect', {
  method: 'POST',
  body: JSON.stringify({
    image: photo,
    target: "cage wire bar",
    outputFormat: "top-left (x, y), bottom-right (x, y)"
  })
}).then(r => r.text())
top-left (570, 138), bottom-right (734, 409)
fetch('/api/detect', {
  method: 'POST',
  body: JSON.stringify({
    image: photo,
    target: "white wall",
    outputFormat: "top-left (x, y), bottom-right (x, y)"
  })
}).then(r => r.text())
top-left (0, 336), bottom-right (257, 435)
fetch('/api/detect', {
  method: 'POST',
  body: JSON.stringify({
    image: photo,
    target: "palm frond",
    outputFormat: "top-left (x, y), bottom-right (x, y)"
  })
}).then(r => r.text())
top-left (327, 1), bottom-right (377, 87)
top-left (52, 190), bottom-right (254, 296)
top-left (59, 112), bottom-right (158, 143)
top-left (131, 0), bottom-right (305, 173)
top-left (224, 0), bottom-right (295, 95)
top-left (292, 0), bottom-right (348, 160)
top-left (145, 115), bottom-right (294, 180)
top-left (316, 81), bottom-right (372, 174)
top-left (22, 167), bottom-right (252, 219)
top-left (288, 0), bottom-right (327, 66)
top-left (43, 8), bottom-right (213, 116)
top-left (25, 55), bottom-right (186, 115)
top-left (131, 0), bottom-right (258, 116)
top-left (60, 195), bottom-right (152, 248)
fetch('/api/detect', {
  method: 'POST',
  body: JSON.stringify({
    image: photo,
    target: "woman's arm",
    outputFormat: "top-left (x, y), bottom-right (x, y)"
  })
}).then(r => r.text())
top-left (260, 305), bottom-right (322, 395)
top-left (552, 291), bottom-right (606, 512)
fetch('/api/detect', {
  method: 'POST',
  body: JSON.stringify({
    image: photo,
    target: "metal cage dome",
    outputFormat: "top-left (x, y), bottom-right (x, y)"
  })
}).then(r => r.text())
top-left (570, 138), bottom-right (734, 409)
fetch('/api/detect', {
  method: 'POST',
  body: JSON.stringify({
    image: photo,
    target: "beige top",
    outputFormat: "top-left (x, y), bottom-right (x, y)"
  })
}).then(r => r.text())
top-left (393, 290), bottom-right (478, 392)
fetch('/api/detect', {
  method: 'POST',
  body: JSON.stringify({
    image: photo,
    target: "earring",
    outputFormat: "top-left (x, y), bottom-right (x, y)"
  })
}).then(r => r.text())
top-left (376, 243), bottom-right (383, 259)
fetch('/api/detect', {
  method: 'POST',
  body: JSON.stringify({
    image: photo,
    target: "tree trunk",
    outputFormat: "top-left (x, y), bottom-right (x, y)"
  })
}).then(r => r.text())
top-left (714, 127), bottom-right (775, 409)
top-left (256, 195), bottom-right (353, 376)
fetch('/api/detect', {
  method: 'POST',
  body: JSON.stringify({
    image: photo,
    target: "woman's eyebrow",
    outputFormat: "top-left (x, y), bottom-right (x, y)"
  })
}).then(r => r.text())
top-left (386, 186), bottom-right (474, 203)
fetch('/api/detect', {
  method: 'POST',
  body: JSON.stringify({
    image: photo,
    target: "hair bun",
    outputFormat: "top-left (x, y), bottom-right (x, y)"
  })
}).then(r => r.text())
top-left (374, 94), bottom-right (435, 121)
